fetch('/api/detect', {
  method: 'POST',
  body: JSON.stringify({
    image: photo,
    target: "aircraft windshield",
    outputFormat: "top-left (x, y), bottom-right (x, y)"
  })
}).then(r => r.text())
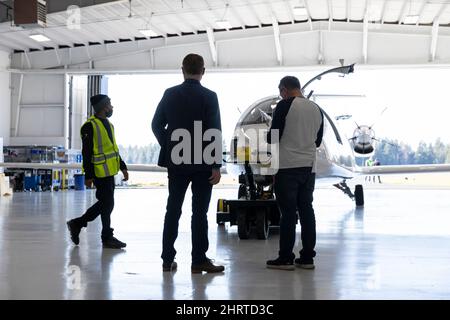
top-left (238, 98), bottom-right (278, 126)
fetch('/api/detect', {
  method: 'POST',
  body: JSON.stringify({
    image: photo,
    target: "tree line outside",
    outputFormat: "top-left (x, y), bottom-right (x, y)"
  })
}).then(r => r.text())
top-left (119, 137), bottom-right (450, 167)
top-left (119, 139), bottom-right (228, 165)
top-left (356, 138), bottom-right (450, 166)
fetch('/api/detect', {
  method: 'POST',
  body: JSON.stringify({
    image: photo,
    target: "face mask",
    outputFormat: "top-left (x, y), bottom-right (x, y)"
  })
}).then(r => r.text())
top-left (105, 107), bottom-right (113, 118)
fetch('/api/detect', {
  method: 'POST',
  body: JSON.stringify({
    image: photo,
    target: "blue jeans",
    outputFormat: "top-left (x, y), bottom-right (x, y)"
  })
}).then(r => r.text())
top-left (274, 168), bottom-right (316, 261)
top-left (161, 170), bottom-right (213, 264)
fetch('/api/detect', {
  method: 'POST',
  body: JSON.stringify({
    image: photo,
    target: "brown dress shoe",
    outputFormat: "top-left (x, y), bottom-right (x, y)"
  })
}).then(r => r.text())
top-left (191, 259), bottom-right (225, 274)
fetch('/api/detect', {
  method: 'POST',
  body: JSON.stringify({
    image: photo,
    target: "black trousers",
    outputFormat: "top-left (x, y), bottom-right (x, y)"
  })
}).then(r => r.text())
top-left (78, 176), bottom-right (115, 240)
top-left (274, 167), bottom-right (316, 261)
top-left (161, 170), bottom-right (213, 265)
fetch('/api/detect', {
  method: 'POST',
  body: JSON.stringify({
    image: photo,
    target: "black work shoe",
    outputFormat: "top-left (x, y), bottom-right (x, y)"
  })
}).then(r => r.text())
top-left (266, 257), bottom-right (295, 270)
top-left (191, 259), bottom-right (225, 274)
top-left (67, 220), bottom-right (82, 245)
top-left (294, 258), bottom-right (315, 269)
top-left (162, 261), bottom-right (177, 272)
top-left (102, 237), bottom-right (127, 249)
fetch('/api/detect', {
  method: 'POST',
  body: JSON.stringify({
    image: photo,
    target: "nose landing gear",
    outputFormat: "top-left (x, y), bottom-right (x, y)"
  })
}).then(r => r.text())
top-left (333, 180), bottom-right (364, 207)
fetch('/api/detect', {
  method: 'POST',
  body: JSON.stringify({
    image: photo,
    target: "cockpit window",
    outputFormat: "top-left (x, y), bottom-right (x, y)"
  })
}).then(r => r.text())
top-left (238, 99), bottom-right (278, 126)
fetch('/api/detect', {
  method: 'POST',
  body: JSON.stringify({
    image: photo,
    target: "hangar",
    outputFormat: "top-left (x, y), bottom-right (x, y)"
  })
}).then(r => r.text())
top-left (1, 0), bottom-right (450, 300)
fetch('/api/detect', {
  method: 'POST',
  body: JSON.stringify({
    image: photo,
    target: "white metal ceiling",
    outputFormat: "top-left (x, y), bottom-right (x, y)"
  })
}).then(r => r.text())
top-left (0, 0), bottom-right (450, 52)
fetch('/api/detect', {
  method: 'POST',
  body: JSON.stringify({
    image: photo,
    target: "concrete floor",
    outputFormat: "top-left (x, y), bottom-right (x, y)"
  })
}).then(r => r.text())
top-left (1, 184), bottom-right (450, 300)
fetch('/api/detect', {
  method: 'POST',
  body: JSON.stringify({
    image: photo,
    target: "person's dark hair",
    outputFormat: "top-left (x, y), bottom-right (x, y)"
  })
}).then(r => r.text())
top-left (182, 53), bottom-right (204, 75)
top-left (279, 76), bottom-right (301, 90)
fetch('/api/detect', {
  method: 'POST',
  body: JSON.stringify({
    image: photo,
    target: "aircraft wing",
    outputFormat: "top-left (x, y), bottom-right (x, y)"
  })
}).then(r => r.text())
top-left (355, 163), bottom-right (450, 175)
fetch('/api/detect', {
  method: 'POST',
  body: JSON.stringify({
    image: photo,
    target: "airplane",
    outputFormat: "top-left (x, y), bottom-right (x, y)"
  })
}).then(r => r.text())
top-left (216, 63), bottom-right (450, 239)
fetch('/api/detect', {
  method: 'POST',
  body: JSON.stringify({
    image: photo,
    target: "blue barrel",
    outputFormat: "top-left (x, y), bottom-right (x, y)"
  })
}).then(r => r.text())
top-left (24, 176), bottom-right (38, 190)
top-left (74, 174), bottom-right (85, 191)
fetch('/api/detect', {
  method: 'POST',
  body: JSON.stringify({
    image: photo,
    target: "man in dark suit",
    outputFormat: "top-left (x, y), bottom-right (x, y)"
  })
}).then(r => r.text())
top-left (152, 53), bottom-right (224, 273)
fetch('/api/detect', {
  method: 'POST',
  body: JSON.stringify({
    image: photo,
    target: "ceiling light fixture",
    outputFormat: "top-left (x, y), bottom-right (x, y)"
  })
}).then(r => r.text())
top-left (404, 14), bottom-right (419, 24)
top-left (216, 3), bottom-right (231, 29)
top-left (293, 6), bottom-right (308, 16)
top-left (216, 19), bottom-right (231, 29)
top-left (29, 34), bottom-right (51, 42)
top-left (403, 0), bottom-right (418, 25)
top-left (139, 29), bottom-right (158, 37)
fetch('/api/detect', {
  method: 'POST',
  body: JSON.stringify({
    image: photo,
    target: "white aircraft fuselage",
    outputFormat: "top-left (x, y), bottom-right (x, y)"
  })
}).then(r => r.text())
top-left (227, 95), bottom-right (356, 184)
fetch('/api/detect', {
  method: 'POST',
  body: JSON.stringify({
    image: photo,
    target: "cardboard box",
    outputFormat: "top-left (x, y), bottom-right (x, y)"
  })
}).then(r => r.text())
top-left (0, 173), bottom-right (13, 196)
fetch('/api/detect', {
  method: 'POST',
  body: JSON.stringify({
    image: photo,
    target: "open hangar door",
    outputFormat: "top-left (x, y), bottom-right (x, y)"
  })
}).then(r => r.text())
top-left (69, 75), bottom-right (108, 149)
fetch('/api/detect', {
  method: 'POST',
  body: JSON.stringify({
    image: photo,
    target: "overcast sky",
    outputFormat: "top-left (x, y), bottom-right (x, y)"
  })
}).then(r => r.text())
top-left (107, 66), bottom-right (450, 150)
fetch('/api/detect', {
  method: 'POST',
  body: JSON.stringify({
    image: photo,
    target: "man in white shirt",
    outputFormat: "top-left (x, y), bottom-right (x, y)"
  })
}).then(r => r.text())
top-left (266, 76), bottom-right (323, 270)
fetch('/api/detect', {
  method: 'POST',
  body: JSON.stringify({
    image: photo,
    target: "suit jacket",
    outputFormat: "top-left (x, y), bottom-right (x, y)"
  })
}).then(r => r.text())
top-left (151, 79), bottom-right (222, 173)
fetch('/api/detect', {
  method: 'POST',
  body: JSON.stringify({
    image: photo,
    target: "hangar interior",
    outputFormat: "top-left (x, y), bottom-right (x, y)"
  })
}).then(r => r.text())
top-left (1, 0), bottom-right (450, 300)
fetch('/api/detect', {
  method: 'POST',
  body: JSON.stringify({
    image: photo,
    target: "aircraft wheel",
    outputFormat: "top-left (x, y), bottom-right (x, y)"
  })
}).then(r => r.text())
top-left (237, 209), bottom-right (251, 239)
top-left (255, 208), bottom-right (269, 240)
top-left (355, 184), bottom-right (364, 207)
top-left (216, 199), bottom-right (226, 226)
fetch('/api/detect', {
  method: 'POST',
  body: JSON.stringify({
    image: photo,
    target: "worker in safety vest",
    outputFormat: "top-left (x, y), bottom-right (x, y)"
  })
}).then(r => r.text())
top-left (365, 158), bottom-right (374, 182)
top-left (67, 94), bottom-right (128, 249)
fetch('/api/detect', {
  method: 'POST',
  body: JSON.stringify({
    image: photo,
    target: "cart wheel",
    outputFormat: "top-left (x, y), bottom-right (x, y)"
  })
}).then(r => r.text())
top-left (238, 184), bottom-right (247, 199)
top-left (216, 199), bottom-right (226, 226)
top-left (255, 208), bottom-right (269, 240)
top-left (237, 209), bottom-right (251, 239)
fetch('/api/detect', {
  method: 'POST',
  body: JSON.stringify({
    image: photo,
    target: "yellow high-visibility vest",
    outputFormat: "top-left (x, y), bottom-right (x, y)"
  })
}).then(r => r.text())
top-left (82, 116), bottom-right (120, 178)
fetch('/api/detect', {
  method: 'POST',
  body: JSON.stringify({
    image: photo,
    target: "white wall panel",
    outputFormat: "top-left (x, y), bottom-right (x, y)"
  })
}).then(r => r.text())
top-left (217, 36), bottom-right (278, 68)
top-left (436, 36), bottom-right (450, 63)
top-left (11, 54), bottom-right (24, 69)
top-left (369, 33), bottom-right (430, 64)
top-left (94, 52), bottom-right (153, 69)
top-left (0, 50), bottom-right (10, 145)
top-left (10, 74), bottom-right (66, 146)
top-left (10, 137), bottom-right (66, 146)
top-left (18, 107), bottom-right (64, 137)
top-left (281, 31), bottom-right (321, 66)
top-left (153, 43), bottom-right (213, 69)
top-left (323, 31), bottom-right (363, 65)
top-left (21, 75), bottom-right (65, 104)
